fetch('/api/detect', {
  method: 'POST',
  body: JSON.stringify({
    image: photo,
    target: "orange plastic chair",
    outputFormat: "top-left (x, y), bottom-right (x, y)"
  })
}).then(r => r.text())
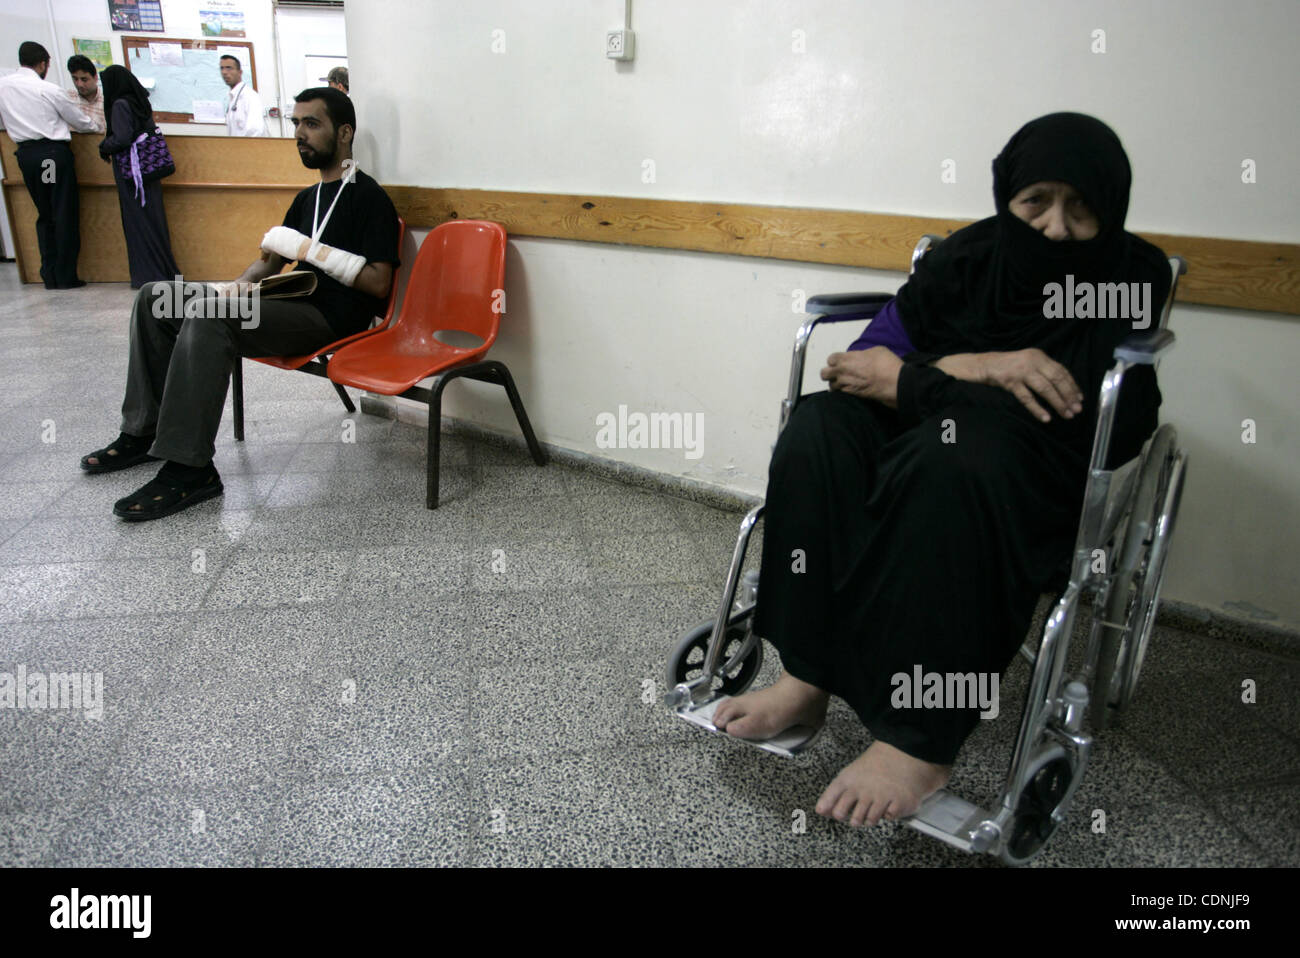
top-left (230, 217), bottom-right (406, 441)
top-left (325, 219), bottom-right (547, 508)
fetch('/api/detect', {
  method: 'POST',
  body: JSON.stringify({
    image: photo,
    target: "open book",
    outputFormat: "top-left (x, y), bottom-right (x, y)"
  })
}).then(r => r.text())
top-left (208, 270), bottom-right (317, 300)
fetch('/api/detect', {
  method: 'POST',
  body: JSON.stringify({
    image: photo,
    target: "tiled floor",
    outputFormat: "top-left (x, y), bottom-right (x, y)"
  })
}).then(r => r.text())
top-left (1, 265), bottom-right (1296, 867)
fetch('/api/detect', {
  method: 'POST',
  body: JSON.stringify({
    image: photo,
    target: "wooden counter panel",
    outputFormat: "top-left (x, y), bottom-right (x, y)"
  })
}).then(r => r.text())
top-left (2, 130), bottom-right (315, 282)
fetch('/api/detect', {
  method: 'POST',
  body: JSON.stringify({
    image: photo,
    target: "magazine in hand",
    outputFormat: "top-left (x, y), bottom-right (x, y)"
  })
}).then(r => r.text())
top-left (254, 270), bottom-right (318, 299)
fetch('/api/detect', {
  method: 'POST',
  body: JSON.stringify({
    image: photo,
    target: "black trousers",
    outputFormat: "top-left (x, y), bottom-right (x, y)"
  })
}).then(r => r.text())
top-left (120, 281), bottom-right (340, 467)
top-left (15, 139), bottom-right (80, 286)
top-left (753, 390), bottom-right (1083, 764)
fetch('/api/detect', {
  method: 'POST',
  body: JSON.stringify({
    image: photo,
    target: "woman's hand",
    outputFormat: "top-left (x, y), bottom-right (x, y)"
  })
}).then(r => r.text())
top-left (936, 349), bottom-right (1083, 423)
top-left (821, 347), bottom-right (903, 407)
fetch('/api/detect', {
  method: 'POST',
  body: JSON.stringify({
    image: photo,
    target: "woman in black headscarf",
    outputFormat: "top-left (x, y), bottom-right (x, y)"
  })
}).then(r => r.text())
top-left (712, 113), bottom-right (1170, 827)
top-left (97, 65), bottom-right (180, 287)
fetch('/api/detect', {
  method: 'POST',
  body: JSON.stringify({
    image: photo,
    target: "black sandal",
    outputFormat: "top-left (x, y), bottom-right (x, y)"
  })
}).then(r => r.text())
top-left (113, 465), bottom-right (223, 522)
top-left (81, 433), bottom-right (158, 474)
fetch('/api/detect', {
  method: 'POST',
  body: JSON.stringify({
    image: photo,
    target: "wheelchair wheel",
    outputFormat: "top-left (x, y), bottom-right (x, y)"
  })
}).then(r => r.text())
top-left (1093, 426), bottom-right (1184, 730)
top-left (666, 608), bottom-right (764, 699)
top-left (1115, 448), bottom-right (1186, 714)
top-left (1000, 745), bottom-right (1077, 866)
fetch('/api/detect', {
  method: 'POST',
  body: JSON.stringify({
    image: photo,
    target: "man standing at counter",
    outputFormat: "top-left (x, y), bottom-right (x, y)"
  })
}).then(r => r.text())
top-left (65, 54), bottom-right (106, 132)
top-left (80, 87), bottom-right (401, 521)
top-left (0, 42), bottom-right (100, 289)
top-left (221, 54), bottom-right (265, 137)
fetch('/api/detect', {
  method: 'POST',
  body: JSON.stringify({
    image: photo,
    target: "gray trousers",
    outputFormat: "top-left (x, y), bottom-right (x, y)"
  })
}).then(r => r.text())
top-left (121, 281), bottom-right (339, 466)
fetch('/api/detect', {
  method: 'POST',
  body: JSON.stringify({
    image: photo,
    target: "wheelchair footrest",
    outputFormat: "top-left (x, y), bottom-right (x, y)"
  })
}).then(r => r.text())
top-left (903, 790), bottom-right (987, 854)
top-left (672, 695), bottom-right (823, 758)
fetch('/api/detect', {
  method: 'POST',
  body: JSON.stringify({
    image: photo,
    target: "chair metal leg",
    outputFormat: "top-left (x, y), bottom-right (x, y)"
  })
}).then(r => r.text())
top-left (231, 358), bottom-right (245, 442)
top-left (484, 360), bottom-right (548, 466)
top-left (332, 381), bottom-right (356, 413)
top-left (425, 373), bottom-right (452, 510)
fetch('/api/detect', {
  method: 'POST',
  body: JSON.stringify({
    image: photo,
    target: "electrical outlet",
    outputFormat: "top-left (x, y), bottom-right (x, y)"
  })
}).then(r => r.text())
top-left (605, 28), bottom-right (634, 61)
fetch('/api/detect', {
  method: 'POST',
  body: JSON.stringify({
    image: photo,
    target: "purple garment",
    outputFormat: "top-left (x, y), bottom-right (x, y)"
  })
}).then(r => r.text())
top-left (847, 298), bottom-right (914, 358)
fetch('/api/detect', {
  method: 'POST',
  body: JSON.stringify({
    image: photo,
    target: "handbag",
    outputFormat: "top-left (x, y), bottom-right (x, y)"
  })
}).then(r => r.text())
top-left (114, 126), bottom-right (175, 205)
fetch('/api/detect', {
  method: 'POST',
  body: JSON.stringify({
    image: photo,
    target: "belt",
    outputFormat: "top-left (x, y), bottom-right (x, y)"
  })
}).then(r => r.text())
top-left (16, 137), bottom-right (69, 148)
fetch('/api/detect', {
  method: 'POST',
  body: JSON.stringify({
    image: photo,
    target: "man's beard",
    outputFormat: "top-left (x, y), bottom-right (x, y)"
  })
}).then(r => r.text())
top-left (298, 137), bottom-right (338, 170)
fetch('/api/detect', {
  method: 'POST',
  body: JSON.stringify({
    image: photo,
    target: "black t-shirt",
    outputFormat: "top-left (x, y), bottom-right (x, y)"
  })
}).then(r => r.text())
top-left (280, 169), bottom-right (400, 336)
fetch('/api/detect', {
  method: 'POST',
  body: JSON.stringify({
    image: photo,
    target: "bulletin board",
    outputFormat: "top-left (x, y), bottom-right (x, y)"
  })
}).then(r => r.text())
top-left (120, 36), bottom-right (257, 124)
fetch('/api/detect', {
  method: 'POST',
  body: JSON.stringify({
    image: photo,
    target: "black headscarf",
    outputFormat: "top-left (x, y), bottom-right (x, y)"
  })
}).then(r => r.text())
top-left (897, 112), bottom-right (1169, 357)
top-left (895, 112), bottom-right (1171, 462)
top-left (99, 65), bottom-right (154, 139)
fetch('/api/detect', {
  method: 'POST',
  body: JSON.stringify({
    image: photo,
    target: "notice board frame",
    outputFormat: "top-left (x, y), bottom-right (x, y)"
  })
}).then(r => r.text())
top-left (120, 36), bottom-right (257, 124)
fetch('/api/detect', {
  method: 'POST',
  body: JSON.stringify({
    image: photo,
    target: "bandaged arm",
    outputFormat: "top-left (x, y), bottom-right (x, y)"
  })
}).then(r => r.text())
top-left (260, 226), bottom-right (366, 288)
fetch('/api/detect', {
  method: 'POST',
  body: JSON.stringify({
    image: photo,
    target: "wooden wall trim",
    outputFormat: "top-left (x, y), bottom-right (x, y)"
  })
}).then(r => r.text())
top-left (385, 186), bottom-right (1299, 317)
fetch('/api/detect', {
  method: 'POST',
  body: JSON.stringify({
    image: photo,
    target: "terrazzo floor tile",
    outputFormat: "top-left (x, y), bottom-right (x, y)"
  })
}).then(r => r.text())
top-left (471, 657), bottom-right (636, 761)
top-left (259, 768), bottom-right (470, 866)
top-left (467, 532), bottom-right (594, 591)
top-left (302, 595), bottom-right (471, 674)
top-left (0, 558), bottom-right (213, 621)
top-left (0, 515), bottom-right (129, 564)
top-left (1205, 781), bottom-right (1300, 866)
top-left (100, 683), bottom-right (308, 793)
top-left (345, 544), bottom-right (472, 599)
top-left (587, 530), bottom-right (718, 586)
top-left (638, 737), bottom-right (894, 868)
top-left (0, 480), bottom-right (76, 520)
top-left (0, 809), bottom-right (65, 867)
top-left (47, 781), bottom-right (277, 867)
top-left (464, 588), bottom-right (611, 667)
top-left (201, 549), bottom-right (357, 608)
top-left (1025, 800), bottom-right (1267, 867)
top-left (107, 508), bottom-right (255, 561)
top-left (290, 671), bottom-right (469, 779)
top-left (0, 709), bottom-right (133, 814)
top-left (465, 492), bottom-right (588, 542)
top-left (471, 748), bottom-right (672, 867)
top-left (471, 463), bottom-right (569, 500)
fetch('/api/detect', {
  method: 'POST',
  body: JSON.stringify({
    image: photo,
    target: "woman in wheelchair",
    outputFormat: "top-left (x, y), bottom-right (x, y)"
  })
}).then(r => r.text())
top-left (711, 113), bottom-right (1171, 827)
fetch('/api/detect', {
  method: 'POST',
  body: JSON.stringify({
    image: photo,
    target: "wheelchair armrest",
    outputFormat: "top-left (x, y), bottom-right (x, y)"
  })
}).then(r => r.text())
top-left (1114, 328), bottom-right (1175, 365)
top-left (805, 292), bottom-right (894, 322)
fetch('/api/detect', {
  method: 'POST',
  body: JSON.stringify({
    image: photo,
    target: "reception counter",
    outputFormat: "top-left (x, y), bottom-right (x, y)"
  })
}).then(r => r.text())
top-left (0, 131), bottom-right (316, 283)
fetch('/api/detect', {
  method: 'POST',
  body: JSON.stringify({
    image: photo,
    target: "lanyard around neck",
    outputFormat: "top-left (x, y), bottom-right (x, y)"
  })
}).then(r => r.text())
top-left (311, 164), bottom-right (357, 245)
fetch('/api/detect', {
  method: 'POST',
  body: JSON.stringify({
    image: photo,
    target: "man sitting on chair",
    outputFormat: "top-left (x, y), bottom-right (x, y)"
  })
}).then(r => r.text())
top-left (80, 86), bottom-right (401, 521)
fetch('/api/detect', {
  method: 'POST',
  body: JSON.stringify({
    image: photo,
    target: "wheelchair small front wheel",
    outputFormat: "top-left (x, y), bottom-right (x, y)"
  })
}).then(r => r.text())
top-left (667, 610), bottom-right (764, 699)
top-left (1000, 746), bottom-right (1077, 866)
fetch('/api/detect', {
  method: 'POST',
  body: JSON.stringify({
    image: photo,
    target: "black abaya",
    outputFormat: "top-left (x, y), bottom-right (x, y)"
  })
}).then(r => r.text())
top-left (752, 113), bottom-right (1170, 764)
top-left (99, 85), bottom-right (180, 288)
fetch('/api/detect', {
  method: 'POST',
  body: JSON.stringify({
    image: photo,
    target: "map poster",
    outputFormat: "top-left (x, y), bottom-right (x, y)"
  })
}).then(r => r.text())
top-left (108, 1), bottom-right (164, 33)
top-left (72, 38), bottom-right (113, 71)
top-left (200, 2), bottom-right (247, 38)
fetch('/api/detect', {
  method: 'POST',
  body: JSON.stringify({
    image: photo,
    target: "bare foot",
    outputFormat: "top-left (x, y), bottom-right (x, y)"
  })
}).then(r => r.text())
top-left (712, 671), bottom-right (829, 740)
top-left (815, 741), bottom-right (950, 827)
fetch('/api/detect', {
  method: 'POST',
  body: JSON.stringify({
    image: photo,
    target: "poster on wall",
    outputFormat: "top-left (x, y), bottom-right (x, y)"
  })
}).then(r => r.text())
top-left (108, 1), bottom-right (165, 32)
top-left (200, 1), bottom-right (247, 38)
top-left (72, 39), bottom-right (114, 71)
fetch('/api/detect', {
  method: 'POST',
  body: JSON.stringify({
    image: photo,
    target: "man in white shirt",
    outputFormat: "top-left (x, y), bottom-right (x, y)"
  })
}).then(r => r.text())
top-left (65, 54), bottom-right (106, 132)
top-left (0, 42), bottom-right (100, 288)
top-left (220, 54), bottom-right (265, 137)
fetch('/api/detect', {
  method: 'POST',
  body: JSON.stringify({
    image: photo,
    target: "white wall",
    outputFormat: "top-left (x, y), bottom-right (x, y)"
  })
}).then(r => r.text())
top-left (0, 0), bottom-right (298, 137)
top-left (348, 0), bottom-right (1300, 629)
top-left (4, 0), bottom-right (1291, 625)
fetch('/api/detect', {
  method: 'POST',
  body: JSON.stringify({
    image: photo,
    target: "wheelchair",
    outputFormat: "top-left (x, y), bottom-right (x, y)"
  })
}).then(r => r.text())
top-left (664, 236), bottom-right (1189, 865)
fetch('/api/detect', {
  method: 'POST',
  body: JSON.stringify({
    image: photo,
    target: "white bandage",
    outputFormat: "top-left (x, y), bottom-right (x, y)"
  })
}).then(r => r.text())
top-left (305, 241), bottom-right (366, 288)
top-left (261, 226), bottom-right (311, 262)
